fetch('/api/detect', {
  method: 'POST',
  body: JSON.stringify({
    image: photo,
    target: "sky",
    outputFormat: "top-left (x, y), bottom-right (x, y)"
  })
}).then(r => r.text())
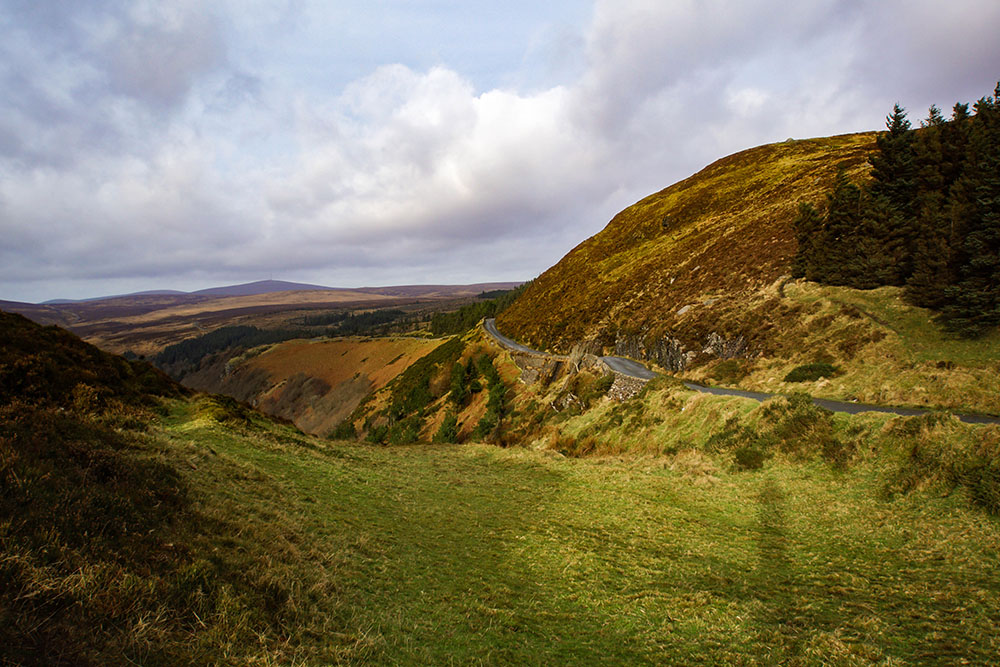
top-left (1, 1), bottom-right (999, 303)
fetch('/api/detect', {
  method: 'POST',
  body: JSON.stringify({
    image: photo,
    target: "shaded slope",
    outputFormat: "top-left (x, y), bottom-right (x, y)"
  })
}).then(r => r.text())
top-left (0, 310), bottom-right (183, 406)
top-left (498, 133), bottom-right (876, 353)
top-left (184, 336), bottom-right (444, 435)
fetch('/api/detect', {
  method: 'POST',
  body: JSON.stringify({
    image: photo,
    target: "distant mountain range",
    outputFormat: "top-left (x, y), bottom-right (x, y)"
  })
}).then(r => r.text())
top-left (0, 280), bottom-right (524, 355)
top-left (31, 279), bottom-right (521, 305)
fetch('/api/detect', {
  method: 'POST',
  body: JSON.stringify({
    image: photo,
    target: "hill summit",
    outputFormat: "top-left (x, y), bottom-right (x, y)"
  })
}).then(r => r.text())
top-left (498, 133), bottom-right (875, 358)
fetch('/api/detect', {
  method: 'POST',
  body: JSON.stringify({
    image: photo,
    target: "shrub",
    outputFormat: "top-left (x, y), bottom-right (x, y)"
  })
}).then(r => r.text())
top-left (331, 420), bottom-right (357, 440)
top-left (709, 359), bottom-right (748, 385)
top-left (783, 362), bottom-right (838, 382)
top-left (433, 413), bottom-right (459, 443)
top-left (881, 414), bottom-right (1000, 514)
top-left (389, 418), bottom-right (421, 445)
top-left (733, 444), bottom-right (768, 471)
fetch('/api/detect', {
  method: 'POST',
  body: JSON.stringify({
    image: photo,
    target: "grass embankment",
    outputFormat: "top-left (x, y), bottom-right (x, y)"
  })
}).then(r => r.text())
top-left (680, 280), bottom-right (1000, 416)
top-left (5, 383), bottom-right (1000, 663)
top-left (155, 401), bottom-right (1000, 663)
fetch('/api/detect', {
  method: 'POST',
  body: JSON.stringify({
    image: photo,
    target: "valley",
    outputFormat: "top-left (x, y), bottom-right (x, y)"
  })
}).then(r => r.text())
top-left (0, 281), bottom-right (520, 357)
top-left (4, 124), bottom-right (1000, 665)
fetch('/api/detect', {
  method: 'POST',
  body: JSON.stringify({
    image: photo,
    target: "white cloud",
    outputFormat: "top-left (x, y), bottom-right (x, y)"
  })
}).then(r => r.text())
top-left (1, 0), bottom-right (998, 302)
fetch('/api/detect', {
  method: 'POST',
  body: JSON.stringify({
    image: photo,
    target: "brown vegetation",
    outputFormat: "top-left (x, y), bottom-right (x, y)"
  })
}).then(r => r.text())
top-left (498, 133), bottom-right (877, 353)
top-left (186, 337), bottom-right (443, 436)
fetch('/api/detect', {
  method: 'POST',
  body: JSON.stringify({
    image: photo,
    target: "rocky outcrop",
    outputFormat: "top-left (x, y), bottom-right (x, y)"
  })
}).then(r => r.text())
top-left (606, 374), bottom-right (646, 401)
top-left (614, 331), bottom-right (748, 371)
top-left (701, 332), bottom-right (747, 360)
top-left (614, 334), bottom-right (692, 372)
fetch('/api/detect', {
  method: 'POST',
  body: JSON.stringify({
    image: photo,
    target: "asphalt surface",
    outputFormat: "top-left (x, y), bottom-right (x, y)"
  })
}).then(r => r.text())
top-left (600, 355), bottom-right (659, 380)
top-left (484, 318), bottom-right (563, 357)
top-left (483, 318), bottom-right (1000, 425)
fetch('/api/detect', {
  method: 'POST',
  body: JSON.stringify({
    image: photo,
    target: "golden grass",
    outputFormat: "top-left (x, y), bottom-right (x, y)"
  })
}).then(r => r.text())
top-left (499, 133), bottom-right (877, 350)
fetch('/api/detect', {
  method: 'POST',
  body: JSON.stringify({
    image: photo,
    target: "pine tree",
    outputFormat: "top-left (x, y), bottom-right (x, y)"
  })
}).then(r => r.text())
top-left (868, 104), bottom-right (918, 279)
top-left (907, 102), bottom-right (975, 308)
top-left (820, 166), bottom-right (866, 286)
top-left (942, 87), bottom-right (1000, 336)
top-left (791, 202), bottom-right (823, 280)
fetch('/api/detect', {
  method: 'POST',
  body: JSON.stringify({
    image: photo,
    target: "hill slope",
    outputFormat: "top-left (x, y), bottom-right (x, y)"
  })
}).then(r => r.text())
top-left (5, 310), bottom-right (1000, 663)
top-left (499, 133), bottom-right (876, 353)
top-left (184, 336), bottom-right (445, 435)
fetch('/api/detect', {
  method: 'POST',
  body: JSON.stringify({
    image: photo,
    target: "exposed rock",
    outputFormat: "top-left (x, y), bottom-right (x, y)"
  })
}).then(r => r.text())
top-left (615, 334), bottom-right (691, 372)
top-left (607, 374), bottom-right (646, 401)
top-left (701, 332), bottom-right (747, 360)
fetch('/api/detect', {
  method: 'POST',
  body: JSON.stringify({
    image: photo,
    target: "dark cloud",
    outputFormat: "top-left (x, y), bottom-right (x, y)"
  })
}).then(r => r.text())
top-left (101, 6), bottom-right (226, 108)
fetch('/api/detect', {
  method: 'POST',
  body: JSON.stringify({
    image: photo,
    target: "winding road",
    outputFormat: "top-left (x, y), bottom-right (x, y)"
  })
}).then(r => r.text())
top-left (483, 319), bottom-right (1000, 425)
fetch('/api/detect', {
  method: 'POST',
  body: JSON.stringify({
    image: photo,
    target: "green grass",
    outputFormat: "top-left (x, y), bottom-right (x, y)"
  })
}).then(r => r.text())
top-left (145, 399), bottom-right (1000, 663)
top-left (789, 283), bottom-right (1000, 366)
top-left (5, 386), bottom-right (1000, 663)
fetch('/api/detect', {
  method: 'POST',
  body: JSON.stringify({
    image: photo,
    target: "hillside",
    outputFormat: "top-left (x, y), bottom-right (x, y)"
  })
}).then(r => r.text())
top-left (497, 132), bottom-right (1000, 417)
top-left (5, 310), bottom-right (1000, 663)
top-left (2, 282), bottom-right (521, 357)
top-left (184, 336), bottom-right (445, 435)
top-left (499, 133), bottom-right (876, 352)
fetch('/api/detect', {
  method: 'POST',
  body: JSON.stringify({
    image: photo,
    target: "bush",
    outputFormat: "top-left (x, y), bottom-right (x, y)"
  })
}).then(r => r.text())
top-left (433, 413), bottom-right (459, 443)
top-left (331, 420), bottom-right (357, 440)
top-left (710, 359), bottom-right (748, 385)
top-left (881, 414), bottom-right (1000, 514)
top-left (783, 362), bottom-right (838, 383)
top-left (707, 394), bottom-right (846, 470)
top-left (389, 418), bottom-right (421, 445)
top-left (733, 444), bottom-right (768, 471)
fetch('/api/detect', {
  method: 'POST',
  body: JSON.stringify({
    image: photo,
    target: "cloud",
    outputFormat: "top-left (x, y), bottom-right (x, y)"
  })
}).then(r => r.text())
top-left (1, 1), bottom-right (998, 302)
top-left (100, 2), bottom-right (226, 109)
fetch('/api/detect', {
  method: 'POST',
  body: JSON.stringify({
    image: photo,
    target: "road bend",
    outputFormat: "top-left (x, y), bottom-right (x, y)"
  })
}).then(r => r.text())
top-left (482, 319), bottom-right (1000, 425)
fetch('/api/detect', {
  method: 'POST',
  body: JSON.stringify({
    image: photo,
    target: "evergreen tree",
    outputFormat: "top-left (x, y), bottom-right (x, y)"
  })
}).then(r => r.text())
top-left (820, 166), bottom-right (866, 285)
top-left (907, 106), bottom-right (950, 304)
top-left (449, 361), bottom-right (469, 406)
top-left (868, 104), bottom-right (918, 278)
top-left (941, 87), bottom-right (1000, 336)
top-left (790, 201), bottom-right (823, 280)
top-left (857, 193), bottom-right (908, 287)
top-left (870, 104), bottom-right (918, 216)
top-left (433, 412), bottom-right (459, 443)
top-left (906, 102), bottom-right (975, 307)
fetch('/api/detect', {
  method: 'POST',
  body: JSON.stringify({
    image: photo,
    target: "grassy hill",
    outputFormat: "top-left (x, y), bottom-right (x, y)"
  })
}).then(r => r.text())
top-left (185, 335), bottom-right (445, 436)
top-left (497, 132), bottom-right (1000, 417)
top-left (4, 310), bottom-right (1000, 664)
top-left (498, 132), bottom-right (877, 352)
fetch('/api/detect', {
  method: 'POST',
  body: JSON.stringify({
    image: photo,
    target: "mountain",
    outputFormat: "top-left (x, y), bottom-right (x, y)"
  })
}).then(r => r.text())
top-left (41, 289), bottom-right (188, 304)
top-left (190, 279), bottom-right (338, 297)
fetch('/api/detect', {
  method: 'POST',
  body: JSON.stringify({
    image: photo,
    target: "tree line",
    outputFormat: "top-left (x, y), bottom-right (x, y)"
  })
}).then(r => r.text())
top-left (792, 81), bottom-right (1000, 337)
top-left (297, 308), bottom-right (408, 334)
top-left (429, 283), bottom-right (530, 336)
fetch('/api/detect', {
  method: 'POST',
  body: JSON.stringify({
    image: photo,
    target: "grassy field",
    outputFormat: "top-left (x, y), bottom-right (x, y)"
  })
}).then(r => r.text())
top-left (153, 398), bottom-right (1000, 664)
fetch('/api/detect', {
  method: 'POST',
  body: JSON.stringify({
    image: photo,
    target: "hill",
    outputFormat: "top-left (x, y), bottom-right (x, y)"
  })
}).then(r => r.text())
top-left (191, 279), bottom-right (338, 297)
top-left (498, 133), bottom-right (877, 352)
top-left (1, 282), bottom-right (522, 357)
top-left (5, 310), bottom-right (1000, 663)
top-left (184, 335), bottom-right (445, 435)
top-left (497, 132), bottom-right (1000, 416)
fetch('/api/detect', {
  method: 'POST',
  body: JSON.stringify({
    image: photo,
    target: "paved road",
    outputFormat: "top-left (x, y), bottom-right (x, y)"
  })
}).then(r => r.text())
top-left (484, 318), bottom-right (565, 357)
top-left (483, 318), bottom-right (1000, 425)
top-left (600, 355), bottom-right (659, 380)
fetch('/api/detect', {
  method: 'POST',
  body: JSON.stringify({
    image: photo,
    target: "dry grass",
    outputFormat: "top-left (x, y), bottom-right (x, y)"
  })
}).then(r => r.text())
top-left (499, 133), bottom-right (876, 351)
